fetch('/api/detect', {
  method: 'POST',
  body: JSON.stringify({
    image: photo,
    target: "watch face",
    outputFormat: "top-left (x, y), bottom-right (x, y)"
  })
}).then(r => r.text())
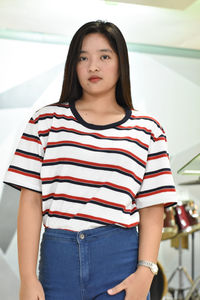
top-left (152, 265), bottom-right (158, 274)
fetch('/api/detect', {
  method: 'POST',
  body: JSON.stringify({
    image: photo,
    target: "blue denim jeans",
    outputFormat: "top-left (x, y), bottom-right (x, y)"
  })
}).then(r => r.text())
top-left (38, 224), bottom-right (150, 300)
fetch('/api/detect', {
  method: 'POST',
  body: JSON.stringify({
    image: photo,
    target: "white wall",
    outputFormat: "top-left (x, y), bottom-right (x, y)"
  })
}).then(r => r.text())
top-left (128, 51), bottom-right (200, 290)
top-left (0, 37), bottom-right (200, 298)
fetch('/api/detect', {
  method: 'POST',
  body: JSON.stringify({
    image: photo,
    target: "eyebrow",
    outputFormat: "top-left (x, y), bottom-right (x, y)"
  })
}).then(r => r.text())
top-left (79, 49), bottom-right (113, 54)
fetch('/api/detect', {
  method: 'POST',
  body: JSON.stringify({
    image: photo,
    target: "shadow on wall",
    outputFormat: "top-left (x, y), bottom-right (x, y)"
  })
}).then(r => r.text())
top-left (0, 185), bottom-right (20, 299)
top-left (0, 185), bottom-right (19, 252)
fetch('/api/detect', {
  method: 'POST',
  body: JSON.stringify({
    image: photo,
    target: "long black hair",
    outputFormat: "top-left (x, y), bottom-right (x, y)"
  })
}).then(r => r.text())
top-left (58, 20), bottom-right (134, 110)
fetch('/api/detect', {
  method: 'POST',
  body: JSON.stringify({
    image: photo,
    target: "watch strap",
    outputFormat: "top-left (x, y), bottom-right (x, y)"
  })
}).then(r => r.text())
top-left (138, 260), bottom-right (158, 275)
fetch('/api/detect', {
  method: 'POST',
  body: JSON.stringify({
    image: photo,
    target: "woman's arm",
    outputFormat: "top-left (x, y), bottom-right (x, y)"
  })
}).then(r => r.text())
top-left (18, 187), bottom-right (45, 300)
top-left (18, 187), bottom-right (43, 279)
top-left (135, 204), bottom-right (164, 289)
top-left (107, 203), bottom-right (164, 300)
top-left (138, 203), bottom-right (164, 264)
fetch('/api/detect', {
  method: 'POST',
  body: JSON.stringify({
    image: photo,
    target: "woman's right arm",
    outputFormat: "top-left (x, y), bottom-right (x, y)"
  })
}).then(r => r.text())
top-left (18, 187), bottom-right (45, 300)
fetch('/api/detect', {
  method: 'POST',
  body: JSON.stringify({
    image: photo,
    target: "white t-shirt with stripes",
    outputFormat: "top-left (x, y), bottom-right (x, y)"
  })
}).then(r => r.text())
top-left (3, 101), bottom-right (177, 232)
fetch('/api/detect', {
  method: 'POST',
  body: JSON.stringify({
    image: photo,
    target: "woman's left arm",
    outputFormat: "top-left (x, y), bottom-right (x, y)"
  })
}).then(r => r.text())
top-left (107, 203), bottom-right (164, 300)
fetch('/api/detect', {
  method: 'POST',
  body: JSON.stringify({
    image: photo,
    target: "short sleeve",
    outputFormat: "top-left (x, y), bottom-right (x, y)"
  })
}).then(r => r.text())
top-left (135, 127), bottom-right (177, 209)
top-left (3, 113), bottom-right (44, 193)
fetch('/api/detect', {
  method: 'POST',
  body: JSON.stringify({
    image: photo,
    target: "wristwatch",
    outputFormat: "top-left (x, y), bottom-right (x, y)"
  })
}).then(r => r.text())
top-left (138, 260), bottom-right (158, 275)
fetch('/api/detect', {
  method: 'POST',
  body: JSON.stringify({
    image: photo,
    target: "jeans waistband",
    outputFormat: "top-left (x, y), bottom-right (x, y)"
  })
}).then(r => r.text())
top-left (43, 224), bottom-right (137, 240)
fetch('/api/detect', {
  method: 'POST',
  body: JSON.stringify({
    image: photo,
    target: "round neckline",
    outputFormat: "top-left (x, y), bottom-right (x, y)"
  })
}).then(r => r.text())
top-left (69, 100), bottom-right (132, 130)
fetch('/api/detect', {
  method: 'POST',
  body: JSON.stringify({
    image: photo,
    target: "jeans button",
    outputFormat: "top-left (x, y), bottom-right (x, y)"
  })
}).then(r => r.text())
top-left (79, 233), bottom-right (85, 240)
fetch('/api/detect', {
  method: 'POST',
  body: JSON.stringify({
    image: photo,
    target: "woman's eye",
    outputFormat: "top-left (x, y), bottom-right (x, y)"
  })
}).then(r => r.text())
top-left (78, 57), bottom-right (87, 61)
top-left (78, 55), bottom-right (110, 62)
top-left (101, 55), bottom-right (110, 60)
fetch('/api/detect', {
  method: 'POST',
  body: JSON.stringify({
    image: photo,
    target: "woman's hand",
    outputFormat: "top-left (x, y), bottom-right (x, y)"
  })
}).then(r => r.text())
top-left (107, 267), bottom-right (154, 300)
top-left (19, 276), bottom-right (45, 300)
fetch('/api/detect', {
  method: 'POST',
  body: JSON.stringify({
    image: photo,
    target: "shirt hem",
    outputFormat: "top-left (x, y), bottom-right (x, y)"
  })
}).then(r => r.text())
top-left (3, 181), bottom-right (42, 194)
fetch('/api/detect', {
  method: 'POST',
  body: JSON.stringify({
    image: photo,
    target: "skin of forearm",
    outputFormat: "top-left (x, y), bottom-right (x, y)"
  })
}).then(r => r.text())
top-left (137, 204), bottom-right (164, 274)
top-left (17, 188), bottom-right (43, 281)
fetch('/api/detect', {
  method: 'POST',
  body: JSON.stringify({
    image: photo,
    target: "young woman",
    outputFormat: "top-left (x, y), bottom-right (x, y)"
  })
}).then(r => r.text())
top-left (4, 20), bottom-right (177, 300)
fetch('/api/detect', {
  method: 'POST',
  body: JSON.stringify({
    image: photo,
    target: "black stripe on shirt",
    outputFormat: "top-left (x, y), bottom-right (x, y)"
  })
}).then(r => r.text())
top-left (148, 151), bottom-right (169, 159)
top-left (48, 127), bottom-right (148, 151)
top-left (42, 194), bottom-right (137, 215)
top-left (42, 159), bottom-right (142, 185)
top-left (22, 133), bottom-right (41, 143)
top-left (8, 165), bottom-right (40, 178)
top-left (15, 149), bottom-right (43, 161)
top-left (136, 185), bottom-right (176, 198)
top-left (130, 115), bottom-right (164, 133)
top-left (46, 142), bottom-right (146, 168)
top-left (42, 177), bottom-right (136, 202)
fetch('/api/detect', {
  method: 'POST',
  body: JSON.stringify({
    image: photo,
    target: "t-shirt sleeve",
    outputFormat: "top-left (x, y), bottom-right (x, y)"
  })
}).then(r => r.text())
top-left (3, 113), bottom-right (44, 193)
top-left (135, 125), bottom-right (177, 209)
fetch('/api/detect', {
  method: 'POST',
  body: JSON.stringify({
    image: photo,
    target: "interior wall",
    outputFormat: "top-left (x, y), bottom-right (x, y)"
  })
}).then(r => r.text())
top-left (0, 37), bottom-right (200, 299)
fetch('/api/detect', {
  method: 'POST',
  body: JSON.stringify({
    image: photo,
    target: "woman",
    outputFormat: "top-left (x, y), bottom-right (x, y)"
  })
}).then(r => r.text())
top-left (4, 20), bottom-right (177, 300)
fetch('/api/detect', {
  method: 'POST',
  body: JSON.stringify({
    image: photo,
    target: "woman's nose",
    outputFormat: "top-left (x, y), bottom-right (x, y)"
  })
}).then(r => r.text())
top-left (88, 60), bottom-right (100, 72)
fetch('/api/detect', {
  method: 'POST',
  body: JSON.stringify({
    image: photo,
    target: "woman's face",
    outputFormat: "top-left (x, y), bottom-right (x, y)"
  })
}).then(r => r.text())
top-left (76, 33), bottom-right (119, 98)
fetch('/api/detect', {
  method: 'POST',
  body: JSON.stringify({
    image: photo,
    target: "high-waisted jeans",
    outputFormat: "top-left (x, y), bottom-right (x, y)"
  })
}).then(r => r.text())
top-left (38, 224), bottom-right (151, 300)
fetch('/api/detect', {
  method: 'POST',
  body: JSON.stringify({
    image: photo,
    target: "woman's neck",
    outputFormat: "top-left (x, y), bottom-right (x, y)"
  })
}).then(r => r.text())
top-left (76, 95), bottom-right (123, 115)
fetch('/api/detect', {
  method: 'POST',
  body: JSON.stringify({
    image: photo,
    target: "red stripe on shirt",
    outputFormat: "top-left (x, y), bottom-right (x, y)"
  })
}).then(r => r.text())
top-left (15, 151), bottom-right (42, 162)
top-left (144, 170), bottom-right (172, 179)
top-left (148, 153), bottom-right (168, 160)
top-left (8, 167), bottom-right (40, 179)
top-left (136, 187), bottom-right (176, 198)
top-left (22, 136), bottom-right (42, 145)
top-left (43, 157), bottom-right (143, 183)
top-left (41, 175), bottom-right (136, 198)
top-left (46, 140), bottom-right (146, 166)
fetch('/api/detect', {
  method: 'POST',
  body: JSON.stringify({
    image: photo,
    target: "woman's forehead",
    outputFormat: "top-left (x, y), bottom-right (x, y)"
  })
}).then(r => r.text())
top-left (80, 33), bottom-right (115, 53)
top-left (81, 33), bottom-right (111, 47)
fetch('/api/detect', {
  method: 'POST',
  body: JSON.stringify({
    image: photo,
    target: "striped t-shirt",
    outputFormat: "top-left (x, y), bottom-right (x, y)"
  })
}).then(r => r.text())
top-left (3, 101), bottom-right (177, 232)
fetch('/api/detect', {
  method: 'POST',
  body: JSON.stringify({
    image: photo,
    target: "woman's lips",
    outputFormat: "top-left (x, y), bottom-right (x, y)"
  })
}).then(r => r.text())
top-left (88, 77), bottom-right (102, 83)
